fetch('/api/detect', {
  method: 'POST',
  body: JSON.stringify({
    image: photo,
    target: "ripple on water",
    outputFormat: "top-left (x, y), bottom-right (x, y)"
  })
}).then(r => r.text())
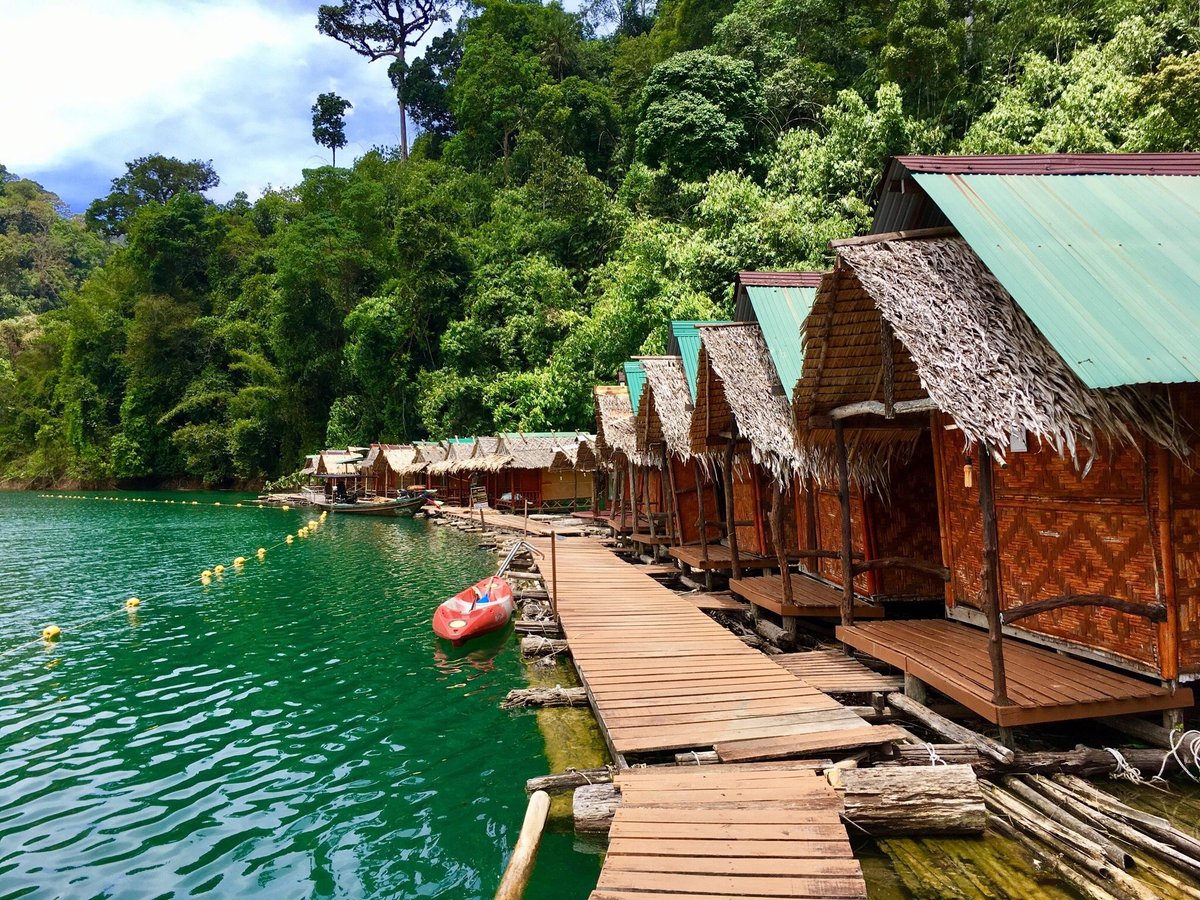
top-left (0, 492), bottom-right (600, 898)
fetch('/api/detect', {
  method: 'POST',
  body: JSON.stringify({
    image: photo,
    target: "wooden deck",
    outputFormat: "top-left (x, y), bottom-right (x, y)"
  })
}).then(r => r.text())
top-left (592, 763), bottom-right (866, 900)
top-left (838, 620), bottom-right (1194, 727)
top-left (730, 574), bottom-right (884, 619)
top-left (774, 650), bottom-right (904, 694)
top-left (629, 532), bottom-right (671, 547)
top-left (438, 506), bottom-right (584, 537)
top-left (531, 538), bottom-right (898, 760)
top-left (669, 543), bottom-right (777, 571)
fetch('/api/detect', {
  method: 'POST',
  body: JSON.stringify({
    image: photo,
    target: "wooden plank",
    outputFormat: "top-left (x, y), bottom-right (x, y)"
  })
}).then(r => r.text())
top-left (596, 870), bottom-right (868, 898)
top-left (605, 856), bottom-right (864, 877)
top-left (716, 724), bottom-right (906, 763)
top-left (603, 837), bottom-right (854, 858)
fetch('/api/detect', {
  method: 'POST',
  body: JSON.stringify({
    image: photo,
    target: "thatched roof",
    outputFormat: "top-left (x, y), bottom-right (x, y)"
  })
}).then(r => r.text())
top-left (688, 324), bottom-right (803, 485)
top-left (636, 357), bottom-right (694, 460)
top-left (456, 435), bottom-right (513, 473)
top-left (824, 234), bottom-right (1184, 462)
top-left (594, 385), bottom-right (643, 466)
top-left (383, 445), bottom-right (425, 477)
top-left (316, 450), bottom-right (362, 476)
top-left (300, 454), bottom-right (320, 475)
top-left (426, 441), bottom-right (470, 475)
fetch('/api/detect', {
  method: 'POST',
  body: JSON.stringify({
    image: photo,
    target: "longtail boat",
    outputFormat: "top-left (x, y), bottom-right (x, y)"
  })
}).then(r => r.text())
top-left (314, 491), bottom-right (428, 516)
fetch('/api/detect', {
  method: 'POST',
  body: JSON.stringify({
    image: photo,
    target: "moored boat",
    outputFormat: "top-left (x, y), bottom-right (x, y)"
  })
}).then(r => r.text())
top-left (432, 575), bottom-right (516, 644)
top-left (314, 491), bottom-right (429, 516)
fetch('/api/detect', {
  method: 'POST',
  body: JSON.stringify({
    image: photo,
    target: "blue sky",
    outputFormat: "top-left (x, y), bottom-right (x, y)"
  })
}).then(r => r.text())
top-left (0, 0), bottom-right (446, 212)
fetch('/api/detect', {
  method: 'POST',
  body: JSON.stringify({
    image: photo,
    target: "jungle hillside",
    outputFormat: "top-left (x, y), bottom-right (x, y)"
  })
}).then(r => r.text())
top-left (4, 0), bottom-right (1200, 486)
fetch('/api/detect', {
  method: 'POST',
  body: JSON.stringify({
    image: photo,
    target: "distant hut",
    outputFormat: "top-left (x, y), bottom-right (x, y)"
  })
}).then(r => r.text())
top-left (425, 439), bottom-right (474, 506)
top-left (796, 154), bottom-right (1200, 728)
top-left (456, 436), bottom-right (513, 505)
top-left (499, 433), bottom-right (596, 512)
top-left (635, 355), bottom-right (720, 562)
top-left (593, 384), bottom-right (643, 532)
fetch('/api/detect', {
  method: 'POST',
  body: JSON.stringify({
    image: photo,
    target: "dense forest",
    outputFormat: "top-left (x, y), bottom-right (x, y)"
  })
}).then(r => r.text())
top-left (4, 0), bottom-right (1200, 486)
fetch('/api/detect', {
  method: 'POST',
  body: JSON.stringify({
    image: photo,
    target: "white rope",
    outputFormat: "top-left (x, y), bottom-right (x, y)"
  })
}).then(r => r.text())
top-left (1153, 729), bottom-right (1200, 784)
top-left (689, 750), bottom-right (702, 766)
top-left (925, 742), bottom-right (948, 766)
top-left (1102, 747), bottom-right (1146, 784)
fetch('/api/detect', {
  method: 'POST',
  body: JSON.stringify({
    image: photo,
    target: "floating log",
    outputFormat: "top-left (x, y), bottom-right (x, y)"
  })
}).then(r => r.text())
top-left (1098, 715), bottom-right (1183, 751)
top-left (988, 815), bottom-right (1124, 900)
top-left (525, 767), bottom-right (614, 796)
top-left (836, 764), bottom-right (985, 836)
top-left (1053, 774), bottom-right (1200, 862)
top-left (886, 693), bottom-right (1014, 765)
top-left (999, 775), bottom-right (1130, 868)
top-left (981, 782), bottom-right (1159, 900)
top-left (753, 618), bottom-right (794, 650)
top-left (501, 687), bottom-right (587, 709)
top-left (1025, 775), bottom-right (1200, 881)
top-left (520, 636), bottom-right (569, 658)
top-left (495, 790), bottom-right (551, 900)
top-left (885, 742), bottom-right (1195, 778)
top-left (573, 782), bottom-right (620, 833)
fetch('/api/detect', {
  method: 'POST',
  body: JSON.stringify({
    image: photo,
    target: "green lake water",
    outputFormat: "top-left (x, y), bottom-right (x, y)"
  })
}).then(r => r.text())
top-left (0, 491), bottom-right (602, 898)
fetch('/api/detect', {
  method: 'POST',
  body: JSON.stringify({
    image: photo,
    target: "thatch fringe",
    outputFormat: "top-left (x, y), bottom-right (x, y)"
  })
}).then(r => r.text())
top-left (638, 357), bottom-right (694, 460)
top-left (840, 236), bottom-right (1187, 463)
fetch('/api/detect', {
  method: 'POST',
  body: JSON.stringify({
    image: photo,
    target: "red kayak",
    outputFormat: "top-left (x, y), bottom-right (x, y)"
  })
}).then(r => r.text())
top-left (432, 575), bottom-right (516, 644)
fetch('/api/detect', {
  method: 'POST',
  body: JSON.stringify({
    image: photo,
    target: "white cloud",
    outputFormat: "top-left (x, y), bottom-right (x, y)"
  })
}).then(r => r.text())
top-left (0, 0), bottom-right (407, 207)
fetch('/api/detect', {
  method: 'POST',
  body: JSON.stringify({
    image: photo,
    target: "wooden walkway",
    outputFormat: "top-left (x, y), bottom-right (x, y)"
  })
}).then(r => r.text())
top-left (774, 650), bottom-right (904, 694)
top-left (438, 506), bottom-right (584, 537)
top-left (839, 620), bottom-right (1194, 727)
top-left (678, 591), bottom-right (748, 612)
top-left (532, 538), bottom-right (898, 761)
top-left (730, 574), bottom-right (883, 619)
top-left (592, 763), bottom-right (866, 900)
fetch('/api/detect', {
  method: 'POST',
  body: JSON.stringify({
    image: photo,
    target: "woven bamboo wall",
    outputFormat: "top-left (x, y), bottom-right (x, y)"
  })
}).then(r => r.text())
top-left (671, 458), bottom-right (721, 544)
top-left (937, 423), bottom-right (1164, 674)
top-left (733, 466), bottom-right (768, 555)
top-left (866, 436), bottom-right (944, 598)
top-left (1169, 387), bottom-right (1200, 675)
top-left (815, 489), bottom-right (870, 592)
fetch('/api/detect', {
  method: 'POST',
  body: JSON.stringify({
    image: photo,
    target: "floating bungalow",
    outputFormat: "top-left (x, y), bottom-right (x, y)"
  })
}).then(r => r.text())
top-left (800, 154), bottom-right (1199, 729)
top-left (593, 384), bottom-right (642, 533)
top-left (499, 433), bottom-right (597, 513)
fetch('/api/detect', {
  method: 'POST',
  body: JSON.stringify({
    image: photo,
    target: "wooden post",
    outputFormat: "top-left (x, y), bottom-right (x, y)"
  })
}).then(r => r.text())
top-left (834, 419), bottom-right (855, 627)
top-left (666, 457), bottom-right (682, 546)
top-left (549, 531), bottom-right (558, 620)
top-left (494, 790), bottom-right (551, 900)
top-left (804, 476), bottom-right (819, 576)
top-left (977, 444), bottom-right (1010, 707)
top-left (572, 467), bottom-right (578, 512)
top-left (770, 482), bottom-right (793, 604)
top-left (1155, 445), bottom-right (1180, 683)
top-left (523, 497), bottom-right (529, 537)
top-left (695, 461), bottom-right (713, 589)
top-left (628, 465), bottom-right (639, 536)
top-left (722, 440), bottom-right (742, 580)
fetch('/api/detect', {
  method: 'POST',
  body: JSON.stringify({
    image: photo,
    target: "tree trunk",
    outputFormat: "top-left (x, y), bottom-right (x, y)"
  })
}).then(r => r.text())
top-left (836, 765), bottom-right (985, 836)
top-left (573, 782), bottom-right (620, 833)
top-left (526, 767), bottom-right (614, 795)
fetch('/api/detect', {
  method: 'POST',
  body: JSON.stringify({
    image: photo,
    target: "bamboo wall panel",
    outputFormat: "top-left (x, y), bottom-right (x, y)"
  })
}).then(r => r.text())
top-left (541, 469), bottom-right (594, 502)
top-left (816, 490), bottom-right (869, 592)
top-left (865, 437), bottom-right (943, 598)
top-left (1169, 386), bottom-right (1200, 674)
top-left (938, 426), bottom-right (1164, 674)
top-left (671, 459), bottom-right (719, 544)
top-left (732, 466), bottom-right (764, 555)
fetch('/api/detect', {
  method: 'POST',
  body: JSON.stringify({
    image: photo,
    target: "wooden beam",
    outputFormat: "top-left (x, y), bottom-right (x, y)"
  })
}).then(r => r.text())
top-left (770, 482), bottom-right (793, 605)
top-left (722, 440), bottom-right (742, 580)
top-left (1003, 594), bottom-right (1167, 625)
top-left (978, 445), bottom-right (1010, 707)
top-left (834, 419), bottom-right (855, 627)
top-left (829, 398), bottom-right (939, 421)
top-left (831, 225), bottom-right (958, 248)
top-left (880, 317), bottom-right (895, 418)
top-left (853, 557), bottom-right (951, 581)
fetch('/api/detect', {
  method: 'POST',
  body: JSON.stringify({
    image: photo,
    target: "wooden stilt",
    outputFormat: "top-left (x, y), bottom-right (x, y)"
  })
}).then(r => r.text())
top-left (723, 440), bottom-right (742, 580)
top-left (695, 461), bottom-right (713, 590)
top-left (770, 482), bottom-right (793, 604)
top-left (804, 476), bottom-right (818, 576)
top-left (977, 444), bottom-right (1010, 707)
top-left (834, 419), bottom-right (855, 628)
top-left (665, 457), bottom-right (682, 545)
top-left (628, 464), bottom-right (639, 537)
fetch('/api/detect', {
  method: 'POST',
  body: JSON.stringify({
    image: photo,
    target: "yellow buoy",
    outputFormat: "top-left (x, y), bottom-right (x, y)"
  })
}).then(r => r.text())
top-left (236, 503), bottom-right (243, 508)
top-left (201, 569), bottom-right (213, 579)
top-left (126, 597), bottom-right (140, 608)
top-left (285, 535), bottom-right (294, 544)
top-left (201, 574), bottom-right (212, 585)
top-left (191, 501), bottom-right (199, 506)
top-left (282, 505), bottom-right (290, 511)
top-left (214, 502), bottom-right (221, 507)
top-left (42, 625), bottom-right (61, 640)
top-left (233, 556), bottom-right (246, 567)
top-left (308, 519), bottom-right (318, 528)
top-left (214, 564), bottom-right (225, 575)
top-left (256, 548), bottom-right (266, 559)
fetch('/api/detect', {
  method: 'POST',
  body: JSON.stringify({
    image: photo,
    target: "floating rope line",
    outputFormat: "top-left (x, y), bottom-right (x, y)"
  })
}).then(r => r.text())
top-left (37, 493), bottom-right (304, 512)
top-left (1, 511), bottom-right (329, 660)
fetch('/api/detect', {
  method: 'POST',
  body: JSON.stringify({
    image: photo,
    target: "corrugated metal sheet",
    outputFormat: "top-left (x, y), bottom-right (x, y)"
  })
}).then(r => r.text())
top-left (915, 172), bottom-right (1200, 388)
top-left (740, 285), bottom-right (818, 401)
top-left (623, 360), bottom-right (646, 414)
top-left (668, 320), bottom-right (730, 401)
top-left (899, 153), bottom-right (1200, 176)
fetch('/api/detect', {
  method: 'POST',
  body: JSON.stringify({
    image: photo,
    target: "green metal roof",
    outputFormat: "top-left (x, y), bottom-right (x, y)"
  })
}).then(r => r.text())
top-left (915, 172), bottom-right (1200, 388)
top-left (669, 320), bottom-right (731, 401)
top-left (623, 361), bottom-right (646, 414)
top-left (740, 286), bottom-right (817, 401)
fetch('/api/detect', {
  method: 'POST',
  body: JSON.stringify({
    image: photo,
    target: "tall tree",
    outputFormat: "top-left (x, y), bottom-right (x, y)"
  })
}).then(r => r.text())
top-left (85, 155), bottom-right (219, 238)
top-left (312, 92), bottom-right (354, 165)
top-left (316, 0), bottom-right (449, 159)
